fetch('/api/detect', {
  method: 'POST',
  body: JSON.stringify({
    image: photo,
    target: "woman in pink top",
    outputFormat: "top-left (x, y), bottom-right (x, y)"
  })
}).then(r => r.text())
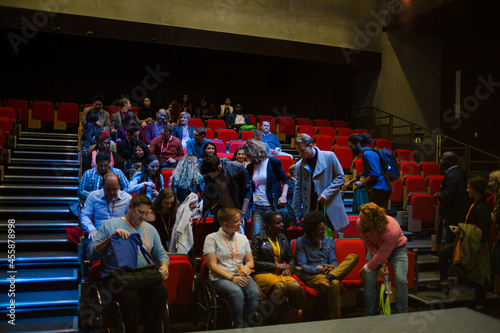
top-left (356, 202), bottom-right (408, 315)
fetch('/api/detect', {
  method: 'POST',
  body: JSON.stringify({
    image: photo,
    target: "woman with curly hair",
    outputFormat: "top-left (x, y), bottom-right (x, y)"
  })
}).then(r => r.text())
top-left (128, 154), bottom-right (164, 199)
top-left (151, 188), bottom-right (179, 251)
top-left (170, 154), bottom-right (204, 204)
top-left (232, 146), bottom-right (249, 167)
top-left (357, 202), bottom-right (408, 315)
top-left (244, 140), bottom-right (290, 235)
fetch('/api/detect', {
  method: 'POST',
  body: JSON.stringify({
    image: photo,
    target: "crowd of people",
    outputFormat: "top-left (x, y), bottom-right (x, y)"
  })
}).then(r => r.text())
top-left (79, 95), bottom-right (500, 331)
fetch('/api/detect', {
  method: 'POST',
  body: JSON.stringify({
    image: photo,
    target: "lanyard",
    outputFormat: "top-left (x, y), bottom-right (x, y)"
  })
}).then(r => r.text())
top-left (154, 122), bottom-right (164, 137)
top-left (268, 237), bottom-right (281, 263)
top-left (183, 126), bottom-right (189, 138)
top-left (464, 202), bottom-right (476, 224)
top-left (221, 232), bottom-right (238, 262)
top-left (262, 134), bottom-right (268, 143)
top-left (161, 139), bottom-right (170, 154)
top-left (124, 217), bottom-right (150, 251)
top-left (127, 140), bottom-right (137, 158)
top-left (106, 197), bottom-right (116, 219)
top-left (161, 213), bottom-right (171, 237)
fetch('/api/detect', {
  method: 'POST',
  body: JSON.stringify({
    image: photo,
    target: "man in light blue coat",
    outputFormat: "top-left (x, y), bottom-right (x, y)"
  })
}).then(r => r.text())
top-left (293, 134), bottom-right (348, 231)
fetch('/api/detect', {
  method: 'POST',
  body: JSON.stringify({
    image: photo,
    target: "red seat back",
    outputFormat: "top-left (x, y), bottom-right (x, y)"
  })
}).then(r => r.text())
top-left (188, 118), bottom-right (204, 127)
top-left (212, 139), bottom-right (226, 153)
top-left (0, 107), bottom-right (16, 124)
top-left (277, 117), bottom-right (295, 136)
top-left (374, 138), bottom-right (392, 150)
top-left (205, 128), bottom-right (215, 140)
top-left (355, 129), bottom-right (372, 136)
top-left (336, 128), bottom-right (354, 137)
top-left (107, 105), bottom-right (121, 115)
top-left (6, 99), bottom-right (28, 122)
top-left (57, 102), bottom-right (79, 125)
top-left (333, 146), bottom-right (353, 170)
top-left (397, 149), bottom-right (415, 162)
top-left (297, 125), bottom-right (316, 137)
top-left (161, 168), bottom-right (175, 187)
top-left (315, 135), bottom-right (334, 151)
top-left (352, 158), bottom-right (363, 175)
top-left (32, 101), bottom-right (54, 123)
top-left (405, 175), bottom-right (427, 194)
top-left (427, 175), bottom-right (444, 196)
top-left (206, 119), bottom-right (226, 132)
top-left (216, 129), bottom-right (239, 146)
top-left (332, 120), bottom-right (348, 128)
top-left (296, 118), bottom-right (313, 126)
top-left (334, 238), bottom-right (366, 287)
top-left (247, 114), bottom-right (257, 127)
top-left (275, 156), bottom-right (295, 175)
top-left (401, 161), bottom-right (420, 176)
top-left (0, 118), bottom-right (12, 135)
top-left (163, 260), bottom-right (193, 305)
top-left (334, 136), bottom-right (349, 147)
top-left (420, 162), bottom-right (441, 178)
top-left (410, 193), bottom-right (435, 223)
top-left (284, 227), bottom-right (303, 243)
top-left (390, 178), bottom-right (403, 203)
top-left (131, 107), bottom-right (140, 117)
top-left (315, 119), bottom-right (331, 127)
top-left (317, 127), bottom-right (336, 138)
top-left (228, 140), bottom-right (245, 154)
top-left (241, 130), bottom-right (253, 141)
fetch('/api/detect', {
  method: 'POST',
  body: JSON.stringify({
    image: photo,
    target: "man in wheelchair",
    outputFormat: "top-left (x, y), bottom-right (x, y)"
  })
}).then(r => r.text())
top-left (203, 207), bottom-right (261, 328)
top-left (87, 194), bottom-right (169, 333)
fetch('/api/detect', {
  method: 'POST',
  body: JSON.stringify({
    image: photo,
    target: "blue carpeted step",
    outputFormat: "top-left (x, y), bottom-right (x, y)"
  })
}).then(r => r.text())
top-left (0, 268), bottom-right (78, 284)
top-left (10, 157), bottom-right (79, 165)
top-left (0, 184), bottom-right (78, 196)
top-left (0, 196), bottom-right (79, 204)
top-left (0, 251), bottom-right (78, 267)
top-left (0, 315), bottom-right (79, 332)
top-left (0, 220), bottom-right (78, 230)
top-left (3, 175), bottom-right (79, 184)
top-left (0, 290), bottom-right (79, 314)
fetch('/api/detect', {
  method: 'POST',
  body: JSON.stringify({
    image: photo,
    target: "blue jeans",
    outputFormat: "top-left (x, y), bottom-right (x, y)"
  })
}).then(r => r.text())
top-left (213, 276), bottom-right (261, 328)
top-left (252, 205), bottom-right (273, 236)
top-left (364, 245), bottom-right (408, 315)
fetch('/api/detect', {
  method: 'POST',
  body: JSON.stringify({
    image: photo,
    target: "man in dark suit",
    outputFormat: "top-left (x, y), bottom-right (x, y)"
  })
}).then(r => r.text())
top-left (437, 151), bottom-right (470, 244)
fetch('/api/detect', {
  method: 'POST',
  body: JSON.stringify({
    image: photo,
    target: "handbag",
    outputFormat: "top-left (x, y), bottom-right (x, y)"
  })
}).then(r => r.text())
top-left (109, 234), bottom-right (163, 290)
top-left (352, 187), bottom-right (369, 214)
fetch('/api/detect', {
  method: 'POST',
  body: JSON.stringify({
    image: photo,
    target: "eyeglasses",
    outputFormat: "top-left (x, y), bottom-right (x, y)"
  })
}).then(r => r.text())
top-left (317, 226), bottom-right (327, 232)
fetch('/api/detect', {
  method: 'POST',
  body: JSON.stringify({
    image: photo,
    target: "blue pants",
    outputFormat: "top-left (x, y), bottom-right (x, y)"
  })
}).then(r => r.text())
top-left (213, 277), bottom-right (261, 328)
top-left (252, 205), bottom-right (273, 236)
top-left (364, 245), bottom-right (408, 315)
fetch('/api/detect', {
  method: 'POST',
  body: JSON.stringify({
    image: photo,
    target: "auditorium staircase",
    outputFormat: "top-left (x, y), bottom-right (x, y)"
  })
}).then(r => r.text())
top-left (0, 132), bottom-right (80, 332)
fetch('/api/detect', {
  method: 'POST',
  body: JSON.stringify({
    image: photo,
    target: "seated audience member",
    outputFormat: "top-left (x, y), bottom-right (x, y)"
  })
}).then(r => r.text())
top-left (138, 97), bottom-right (155, 124)
top-left (232, 146), bottom-right (249, 168)
top-left (296, 210), bottom-right (359, 319)
top-left (81, 95), bottom-right (110, 132)
top-left (151, 188), bottom-right (179, 251)
top-left (117, 126), bottom-right (142, 160)
top-left (287, 164), bottom-right (297, 202)
top-left (219, 97), bottom-right (233, 120)
top-left (170, 155), bottom-right (204, 204)
top-left (198, 141), bottom-right (218, 167)
top-left (82, 135), bottom-right (122, 174)
top-left (168, 100), bottom-right (181, 124)
top-left (81, 108), bottom-right (102, 152)
top-left (186, 127), bottom-right (212, 158)
top-left (123, 143), bottom-right (150, 179)
top-left (180, 93), bottom-right (193, 117)
top-left (196, 97), bottom-right (218, 120)
top-left (111, 97), bottom-right (145, 138)
top-left (226, 104), bottom-right (252, 131)
top-left (128, 155), bottom-right (164, 200)
top-left (87, 194), bottom-right (169, 333)
top-left (149, 125), bottom-right (184, 169)
top-left (144, 108), bottom-right (168, 145)
top-left (78, 153), bottom-right (129, 200)
top-left (251, 130), bottom-right (272, 154)
top-left (117, 114), bottom-right (141, 142)
top-left (251, 211), bottom-right (305, 322)
top-left (81, 173), bottom-right (132, 240)
top-left (436, 177), bottom-right (491, 311)
top-left (260, 120), bottom-right (293, 159)
top-left (203, 207), bottom-right (260, 328)
top-left (170, 193), bottom-right (199, 256)
top-left (172, 111), bottom-right (195, 148)
top-left (357, 202), bottom-right (408, 315)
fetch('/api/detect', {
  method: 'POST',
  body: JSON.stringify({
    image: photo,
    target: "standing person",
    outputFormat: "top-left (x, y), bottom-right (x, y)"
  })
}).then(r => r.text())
top-left (144, 109), bottom-right (168, 145)
top-left (437, 151), bottom-right (470, 245)
top-left (200, 155), bottom-right (251, 233)
top-left (436, 177), bottom-right (492, 310)
top-left (81, 95), bottom-right (110, 132)
top-left (138, 97), bottom-right (155, 124)
top-left (203, 207), bottom-right (260, 328)
top-left (292, 134), bottom-right (348, 232)
top-left (169, 155), bottom-right (204, 204)
top-left (296, 210), bottom-right (359, 319)
top-left (173, 112), bottom-right (195, 149)
top-left (219, 97), bottom-right (233, 120)
top-left (243, 140), bottom-right (289, 235)
top-left (251, 211), bottom-right (305, 322)
top-left (343, 133), bottom-right (391, 210)
top-left (260, 120), bottom-right (294, 159)
top-left (196, 97), bottom-right (218, 120)
top-left (149, 125), bottom-right (184, 169)
top-left (87, 194), bottom-right (169, 333)
top-left (357, 202), bottom-right (408, 315)
top-left (128, 155), bottom-right (164, 200)
top-left (151, 188), bottom-right (179, 251)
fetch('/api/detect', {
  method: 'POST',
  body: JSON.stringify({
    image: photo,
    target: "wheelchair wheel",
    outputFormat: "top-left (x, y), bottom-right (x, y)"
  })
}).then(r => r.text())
top-left (80, 281), bottom-right (107, 332)
top-left (194, 280), bottom-right (218, 330)
top-left (162, 304), bottom-right (170, 333)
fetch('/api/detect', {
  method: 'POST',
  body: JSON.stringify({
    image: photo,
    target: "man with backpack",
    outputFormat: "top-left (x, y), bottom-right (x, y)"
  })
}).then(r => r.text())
top-left (344, 133), bottom-right (393, 210)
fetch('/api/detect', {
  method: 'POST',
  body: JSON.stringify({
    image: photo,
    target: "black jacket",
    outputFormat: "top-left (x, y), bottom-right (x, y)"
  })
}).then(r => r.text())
top-left (437, 167), bottom-right (470, 220)
top-left (251, 230), bottom-right (295, 275)
top-left (247, 157), bottom-right (289, 206)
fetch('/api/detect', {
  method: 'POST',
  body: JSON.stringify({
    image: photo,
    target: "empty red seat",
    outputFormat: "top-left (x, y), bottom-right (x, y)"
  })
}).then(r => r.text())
top-left (0, 107), bottom-right (17, 133)
top-left (0, 118), bottom-right (12, 145)
top-left (374, 138), bottom-right (392, 150)
top-left (332, 120), bottom-right (348, 128)
top-left (206, 119), bottom-right (226, 132)
top-left (333, 146), bottom-right (353, 170)
top-left (107, 105), bottom-right (121, 115)
top-left (228, 140), bottom-right (245, 154)
top-left (277, 117), bottom-right (295, 137)
top-left (296, 118), bottom-right (313, 126)
top-left (258, 116), bottom-right (276, 133)
top-left (57, 102), bottom-right (79, 125)
top-left (389, 177), bottom-right (403, 204)
top-left (420, 162), bottom-right (441, 178)
top-left (407, 193), bottom-right (437, 232)
top-left (32, 101), bottom-right (54, 123)
top-left (315, 135), bottom-right (334, 151)
top-left (333, 238), bottom-right (366, 289)
top-left (247, 114), bottom-right (257, 127)
top-left (205, 128), bottom-right (215, 140)
top-left (315, 119), bottom-right (332, 127)
top-left (396, 149), bottom-right (415, 162)
top-left (275, 156), bottom-right (295, 175)
top-left (334, 136), bottom-right (349, 147)
top-left (241, 130), bottom-right (253, 141)
top-left (216, 129), bottom-right (238, 146)
top-left (317, 126), bottom-right (336, 138)
top-left (336, 128), bottom-right (354, 137)
top-left (297, 125), bottom-right (316, 137)
top-left (351, 158), bottom-right (363, 178)
top-left (427, 175), bottom-right (444, 196)
top-left (403, 175), bottom-right (427, 206)
top-left (400, 161), bottom-right (420, 177)
top-left (355, 129), bottom-right (372, 136)
top-left (212, 139), bottom-right (226, 153)
top-left (163, 259), bottom-right (193, 306)
top-left (161, 168), bottom-right (175, 187)
top-left (6, 99), bottom-right (28, 122)
top-left (188, 118), bottom-right (204, 127)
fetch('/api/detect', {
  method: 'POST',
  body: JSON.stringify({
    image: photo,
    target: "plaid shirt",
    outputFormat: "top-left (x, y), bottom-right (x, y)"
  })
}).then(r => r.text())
top-left (78, 167), bottom-right (129, 199)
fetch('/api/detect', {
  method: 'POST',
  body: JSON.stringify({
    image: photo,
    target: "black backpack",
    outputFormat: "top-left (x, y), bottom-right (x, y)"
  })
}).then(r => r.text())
top-left (367, 148), bottom-right (400, 183)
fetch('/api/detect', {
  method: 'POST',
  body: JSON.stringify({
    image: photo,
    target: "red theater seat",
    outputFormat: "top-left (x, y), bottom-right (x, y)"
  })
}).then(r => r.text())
top-left (334, 136), bottom-right (349, 147)
top-left (241, 130), bottom-right (253, 141)
top-left (374, 138), bottom-right (392, 150)
top-left (333, 146), bottom-right (353, 170)
top-left (216, 129), bottom-right (238, 146)
top-left (317, 127), bottom-right (336, 138)
top-left (296, 118), bottom-right (313, 126)
top-left (161, 168), bottom-right (175, 188)
top-left (420, 162), bottom-right (441, 178)
top-left (315, 119), bottom-right (332, 127)
top-left (315, 135), bottom-right (334, 151)
top-left (297, 125), bottom-right (316, 137)
top-left (188, 118), bottom-right (204, 127)
top-left (400, 161), bottom-right (420, 177)
top-left (206, 119), bottom-right (226, 132)
top-left (6, 99), bottom-right (28, 122)
top-left (212, 139), bottom-right (226, 153)
top-left (332, 120), bottom-right (348, 128)
top-left (228, 140), bottom-right (245, 154)
top-left (336, 128), bottom-right (354, 137)
top-left (397, 149), bottom-right (415, 162)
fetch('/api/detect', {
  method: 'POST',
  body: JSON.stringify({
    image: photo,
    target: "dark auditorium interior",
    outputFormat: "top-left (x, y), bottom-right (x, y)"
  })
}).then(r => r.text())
top-left (0, 0), bottom-right (500, 332)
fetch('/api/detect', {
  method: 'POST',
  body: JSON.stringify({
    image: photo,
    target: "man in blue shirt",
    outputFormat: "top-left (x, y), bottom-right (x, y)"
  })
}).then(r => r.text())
top-left (186, 127), bottom-right (212, 158)
top-left (296, 210), bottom-right (358, 319)
top-left (260, 120), bottom-right (293, 159)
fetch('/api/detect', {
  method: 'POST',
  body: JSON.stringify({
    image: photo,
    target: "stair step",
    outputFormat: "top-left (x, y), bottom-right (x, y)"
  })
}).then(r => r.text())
top-left (0, 207), bottom-right (71, 214)
top-left (18, 136), bottom-right (78, 143)
top-left (0, 184), bottom-right (78, 196)
top-left (0, 290), bottom-right (79, 314)
top-left (3, 175), bottom-right (79, 183)
top-left (0, 220), bottom-right (78, 230)
top-left (21, 132), bottom-right (78, 138)
top-left (0, 268), bottom-right (78, 284)
top-left (13, 151), bottom-right (79, 159)
top-left (0, 234), bottom-right (70, 244)
top-left (10, 158), bottom-right (79, 165)
top-left (0, 251), bottom-right (78, 266)
top-left (0, 184), bottom-right (78, 190)
top-left (15, 144), bottom-right (78, 151)
top-left (0, 315), bottom-right (78, 332)
top-left (0, 196), bottom-right (79, 203)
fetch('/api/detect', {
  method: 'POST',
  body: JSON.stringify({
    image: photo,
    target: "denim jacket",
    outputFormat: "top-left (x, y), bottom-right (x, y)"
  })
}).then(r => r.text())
top-left (296, 235), bottom-right (336, 280)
